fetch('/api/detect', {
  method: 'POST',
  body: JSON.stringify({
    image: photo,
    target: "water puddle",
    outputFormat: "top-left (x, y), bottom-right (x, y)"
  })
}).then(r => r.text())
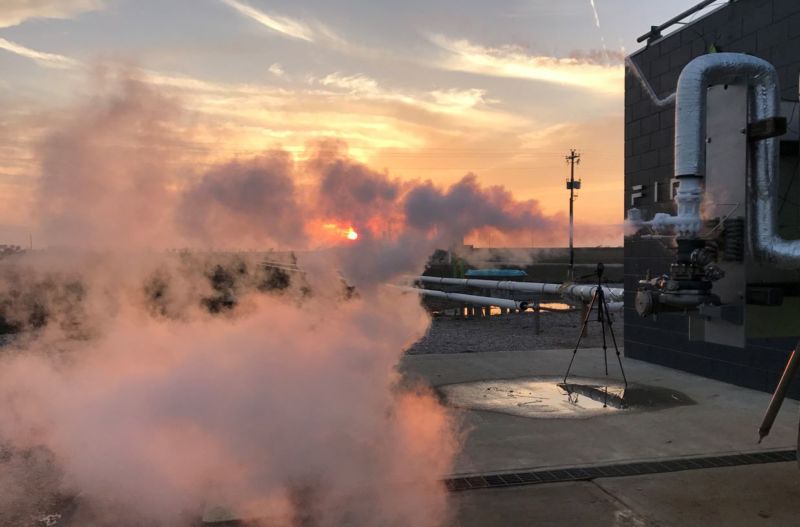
top-left (438, 376), bottom-right (694, 419)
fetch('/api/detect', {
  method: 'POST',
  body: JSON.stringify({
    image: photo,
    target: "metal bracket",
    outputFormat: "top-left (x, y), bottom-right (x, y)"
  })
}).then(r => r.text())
top-left (747, 116), bottom-right (787, 141)
top-left (697, 303), bottom-right (744, 325)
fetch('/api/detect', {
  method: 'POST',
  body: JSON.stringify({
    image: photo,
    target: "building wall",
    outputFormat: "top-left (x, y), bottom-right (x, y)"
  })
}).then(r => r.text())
top-left (624, 0), bottom-right (800, 394)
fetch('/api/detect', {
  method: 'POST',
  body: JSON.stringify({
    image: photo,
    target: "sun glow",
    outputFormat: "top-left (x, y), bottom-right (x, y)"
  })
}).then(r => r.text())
top-left (322, 223), bottom-right (359, 242)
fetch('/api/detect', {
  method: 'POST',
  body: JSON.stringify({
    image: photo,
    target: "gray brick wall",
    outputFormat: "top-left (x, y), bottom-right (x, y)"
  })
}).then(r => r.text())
top-left (624, 0), bottom-right (800, 394)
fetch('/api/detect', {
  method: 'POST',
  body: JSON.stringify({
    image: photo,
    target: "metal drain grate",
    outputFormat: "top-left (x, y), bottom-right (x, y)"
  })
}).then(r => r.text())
top-left (444, 449), bottom-right (796, 492)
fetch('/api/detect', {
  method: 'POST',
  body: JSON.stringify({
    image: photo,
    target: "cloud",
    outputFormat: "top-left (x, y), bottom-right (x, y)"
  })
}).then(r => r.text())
top-left (0, 37), bottom-right (79, 68)
top-left (268, 62), bottom-right (285, 78)
top-left (26, 73), bottom-right (571, 255)
top-left (0, 0), bottom-right (103, 28)
top-left (320, 73), bottom-right (379, 94)
top-left (216, 0), bottom-right (375, 59)
top-left (315, 72), bottom-right (505, 120)
top-left (431, 35), bottom-right (623, 95)
top-left (0, 35), bottom-right (525, 158)
top-left (219, 0), bottom-right (314, 42)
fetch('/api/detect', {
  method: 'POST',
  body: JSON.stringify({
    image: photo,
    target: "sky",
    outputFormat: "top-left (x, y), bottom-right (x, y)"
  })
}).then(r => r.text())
top-left (0, 0), bottom-right (717, 247)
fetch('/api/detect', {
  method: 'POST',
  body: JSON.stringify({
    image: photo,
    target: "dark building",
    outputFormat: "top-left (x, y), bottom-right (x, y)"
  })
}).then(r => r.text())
top-left (624, 0), bottom-right (800, 394)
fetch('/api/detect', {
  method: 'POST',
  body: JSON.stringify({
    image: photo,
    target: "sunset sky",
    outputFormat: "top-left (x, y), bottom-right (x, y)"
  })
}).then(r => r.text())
top-left (0, 0), bottom-right (712, 247)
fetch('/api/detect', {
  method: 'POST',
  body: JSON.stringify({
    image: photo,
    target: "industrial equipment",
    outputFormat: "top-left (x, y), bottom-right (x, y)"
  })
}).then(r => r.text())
top-left (627, 53), bottom-right (800, 349)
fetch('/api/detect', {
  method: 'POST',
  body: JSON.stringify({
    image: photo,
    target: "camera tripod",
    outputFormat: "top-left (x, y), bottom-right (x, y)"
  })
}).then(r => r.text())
top-left (562, 262), bottom-right (628, 388)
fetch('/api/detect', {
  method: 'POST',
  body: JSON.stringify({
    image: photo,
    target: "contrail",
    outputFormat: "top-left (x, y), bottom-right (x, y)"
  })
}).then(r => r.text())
top-left (587, 0), bottom-right (609, 64)
top-left (589, 0), bottom-right (601, 29)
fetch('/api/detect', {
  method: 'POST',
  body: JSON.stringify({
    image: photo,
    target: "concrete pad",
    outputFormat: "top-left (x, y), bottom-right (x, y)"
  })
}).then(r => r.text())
top-left (448, 481), bottom-right (652, 527)
top-left (596, 462), bottom-right (800, 526)
top-left (400, 349), bottom-right (800, 475)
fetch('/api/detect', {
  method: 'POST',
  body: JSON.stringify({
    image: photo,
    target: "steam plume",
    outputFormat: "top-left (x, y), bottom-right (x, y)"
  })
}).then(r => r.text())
top-left (0, 70), bottom-right (567, 524)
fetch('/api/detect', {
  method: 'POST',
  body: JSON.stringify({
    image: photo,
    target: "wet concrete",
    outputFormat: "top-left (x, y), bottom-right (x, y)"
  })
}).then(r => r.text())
top-left (439, 376), bottom-right (694, 419)
top-left (400, 348), bottom-right (800, 476)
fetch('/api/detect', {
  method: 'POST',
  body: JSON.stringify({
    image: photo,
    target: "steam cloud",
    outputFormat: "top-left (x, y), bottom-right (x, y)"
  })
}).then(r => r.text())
top-left (0, 71), bottom-right (564, 525)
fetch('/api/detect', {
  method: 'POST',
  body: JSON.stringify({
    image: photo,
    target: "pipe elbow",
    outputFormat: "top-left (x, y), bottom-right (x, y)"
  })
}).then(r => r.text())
top-left (675, 53), bottom-right (779, 179)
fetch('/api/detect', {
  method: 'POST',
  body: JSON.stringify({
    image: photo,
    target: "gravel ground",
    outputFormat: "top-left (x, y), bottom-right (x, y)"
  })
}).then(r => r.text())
top-left (407, 310), bottom-right (624, 354)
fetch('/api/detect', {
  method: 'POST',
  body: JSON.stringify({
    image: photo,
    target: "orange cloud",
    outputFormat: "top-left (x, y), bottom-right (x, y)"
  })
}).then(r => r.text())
top-left (431, 35), bottom-right (623, 95)
top-left (0, 0), bottom-right (103, 28)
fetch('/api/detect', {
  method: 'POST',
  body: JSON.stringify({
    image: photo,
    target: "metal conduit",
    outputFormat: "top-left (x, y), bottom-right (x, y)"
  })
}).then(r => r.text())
top-left (395, 286), bottom-right (530, 311)
top-left (400, 285), bottom-right (624, 313)
top-left (416, 276), bottom-right (624, 303)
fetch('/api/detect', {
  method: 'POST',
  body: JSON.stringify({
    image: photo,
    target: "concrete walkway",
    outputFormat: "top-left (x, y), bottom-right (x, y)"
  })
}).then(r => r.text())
top-left (450, 463), bottom-right (800, 527)
top-left (401, 348), bottom-right (799, 475)
top-left (400, 348), bottom-right (800, 525)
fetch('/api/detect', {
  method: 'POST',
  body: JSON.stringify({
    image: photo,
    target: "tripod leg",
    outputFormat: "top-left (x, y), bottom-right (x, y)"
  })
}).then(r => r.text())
top-left (602, 296), bottom-right (628, 387)
top-left (599, 290), bottom-right (608, 376)
top-left (563, 292), bottom-right (598, 384)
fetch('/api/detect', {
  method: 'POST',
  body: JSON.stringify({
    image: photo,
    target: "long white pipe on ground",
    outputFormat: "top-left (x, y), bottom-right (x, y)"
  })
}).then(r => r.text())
top-left (416, 276), bottom-right (624, 303)
top-left (399, 286), bottom-right (624, 313)
top-left (396, 286), bottom-right (530, 311)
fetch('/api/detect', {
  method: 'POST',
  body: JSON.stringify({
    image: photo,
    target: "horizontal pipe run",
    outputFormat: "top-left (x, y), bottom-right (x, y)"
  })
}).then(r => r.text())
top-left (396, 286), bottom-right (530, 311)
top-left (416, 276), bottom-right (624, 303)
top-left (636, 0), bottom-right (717, 43)
top-left (399, 285), bottom-right (623, 314)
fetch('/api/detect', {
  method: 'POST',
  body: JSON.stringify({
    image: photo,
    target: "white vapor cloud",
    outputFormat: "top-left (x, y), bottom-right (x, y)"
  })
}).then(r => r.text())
top-left (0, 37), bottom-right (79, 68)
top-left (431, 35), bottom-right (622, 95)
top-left (0, 0), bottom-right (103, 28)
top-left (219, 0), bottom-right (314, 42)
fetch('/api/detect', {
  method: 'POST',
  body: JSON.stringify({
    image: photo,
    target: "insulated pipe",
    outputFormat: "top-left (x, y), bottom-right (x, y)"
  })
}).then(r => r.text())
top-left (639, 54), bottom-right (776, 239)
top-left (672, 54), bottom-right (780, 238)
top-left (396, 286), bottom-right (529, 311)
top-left (674, 53), bottom-right (778, 178)
top-left (673, 53), bottom-right (800, 265)
top-left (416, 276), bottom-right (624, 303)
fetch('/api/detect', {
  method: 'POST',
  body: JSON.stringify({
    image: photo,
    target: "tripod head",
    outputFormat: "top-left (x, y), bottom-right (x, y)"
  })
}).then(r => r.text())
top-left (595, 262), bottom-right (605, 286)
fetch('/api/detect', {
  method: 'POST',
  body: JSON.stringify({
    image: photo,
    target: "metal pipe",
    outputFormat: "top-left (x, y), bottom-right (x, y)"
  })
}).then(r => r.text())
top-left (674, 53), bottom-right (778, 178)
top-left (416, 276), bottom-right (624, 303)
top-left (758, 346), bottom-right (800, 443)
top-left (631, 53), bottom-right (793, 255)
top-left (625, 56), bottom-right (676, 108)
top-left (397, 286), bottom-right (530, 311)
top-left (671, 53), bottom-right (800, 266)
top-left (636, 0), bottom-right (717, 43)
top-left (672, 54), bottom-right (778, 238)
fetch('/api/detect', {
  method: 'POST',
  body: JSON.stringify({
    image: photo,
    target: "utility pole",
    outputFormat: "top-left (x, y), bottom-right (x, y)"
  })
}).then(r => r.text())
top-left (565, 149), bottom-right (581, 281)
